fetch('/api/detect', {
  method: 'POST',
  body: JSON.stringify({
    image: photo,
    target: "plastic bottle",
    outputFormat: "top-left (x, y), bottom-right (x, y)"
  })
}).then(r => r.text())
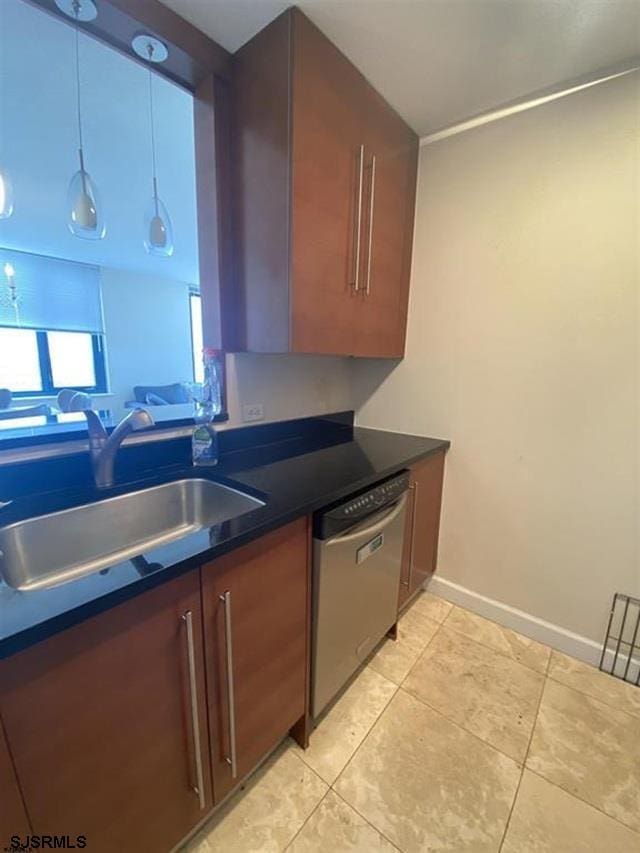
top-left (192, 348), bottom-right (222, 466)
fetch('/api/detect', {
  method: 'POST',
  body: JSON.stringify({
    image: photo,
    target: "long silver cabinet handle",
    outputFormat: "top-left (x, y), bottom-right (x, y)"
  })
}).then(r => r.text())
top-left (407, 482), bottom-right (418, 590)
top-left (182, 610), bottom-right (206, 810)
top-left (365, 154), bottom-right (376, 296)
top-left (351, 144), bottom-right (365, 291)
top-left (219, 591), bottom-right (238, 779)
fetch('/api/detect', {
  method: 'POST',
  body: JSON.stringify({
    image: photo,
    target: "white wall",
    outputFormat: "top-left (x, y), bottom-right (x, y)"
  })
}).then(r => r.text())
top-left (224, 353), bottom-right (353, 428)
top-left (352, 72), bottom-right (640, 648)
top-left (101, 268), bottom-right (194, 414)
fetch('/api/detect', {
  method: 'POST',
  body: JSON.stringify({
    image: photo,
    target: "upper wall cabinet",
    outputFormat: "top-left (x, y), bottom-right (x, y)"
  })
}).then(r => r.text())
top-left (234, 8), bottom-right (418, 357)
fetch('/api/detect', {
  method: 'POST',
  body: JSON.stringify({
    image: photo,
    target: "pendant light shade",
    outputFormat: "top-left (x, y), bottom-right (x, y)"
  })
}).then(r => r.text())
top-left (144, 178), bottom-right (174, 256)
top-left (142, 43), bottom-right (174, 258)
top-left (0, 168), bottom-right (14, 219)
top-left (68, 148), bottom-right (104, 239)
top-left (66, 1), bottom-right (104, 240)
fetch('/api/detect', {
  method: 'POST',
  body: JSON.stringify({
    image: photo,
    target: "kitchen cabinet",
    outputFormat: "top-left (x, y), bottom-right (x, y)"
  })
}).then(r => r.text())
top-left (0, 572), bottom-right (212, 853)
top-left (356, 82), bottom-right (419, 357)
top-left (202, 518), bottom-right (309, 801)
top-left (0, 719), bottom-right (30, 843)
top-left (398, 451), bottom-right (446, 609)
top-left (234, 8), bottom-right (418, 357)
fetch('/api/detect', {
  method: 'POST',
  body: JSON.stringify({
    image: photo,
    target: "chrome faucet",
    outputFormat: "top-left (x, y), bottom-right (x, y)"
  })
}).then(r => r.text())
top-left (84, 409), bottom-right (155, 488)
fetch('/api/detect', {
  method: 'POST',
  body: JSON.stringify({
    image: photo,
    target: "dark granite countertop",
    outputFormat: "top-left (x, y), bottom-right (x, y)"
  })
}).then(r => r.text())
top-left (0, 413), bottom-right (449, 658)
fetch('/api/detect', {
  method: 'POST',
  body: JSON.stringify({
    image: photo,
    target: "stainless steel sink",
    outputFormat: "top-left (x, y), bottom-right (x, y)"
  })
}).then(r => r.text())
top-left (0, 479), bottom-right (265, 592)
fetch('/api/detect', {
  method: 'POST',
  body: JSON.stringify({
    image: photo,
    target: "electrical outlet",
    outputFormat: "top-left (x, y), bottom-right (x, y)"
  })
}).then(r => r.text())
top-left (243, 403), bottom-right (264, 422)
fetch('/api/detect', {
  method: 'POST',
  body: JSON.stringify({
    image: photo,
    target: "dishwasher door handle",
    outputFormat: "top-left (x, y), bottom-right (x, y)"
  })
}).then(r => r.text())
top-left (323, 492), bottom-right (408, 546)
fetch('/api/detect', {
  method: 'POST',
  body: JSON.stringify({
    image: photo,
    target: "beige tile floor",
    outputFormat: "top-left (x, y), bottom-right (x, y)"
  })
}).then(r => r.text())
top-left (186, 592), bottom-right (640, 853)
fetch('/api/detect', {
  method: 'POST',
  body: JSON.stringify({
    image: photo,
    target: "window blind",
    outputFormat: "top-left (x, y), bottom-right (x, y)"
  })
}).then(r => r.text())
top-left (0, 248), bottom-right (104, 334)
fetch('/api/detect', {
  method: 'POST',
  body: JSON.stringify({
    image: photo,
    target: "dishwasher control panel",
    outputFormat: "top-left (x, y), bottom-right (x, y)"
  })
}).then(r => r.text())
top-left (314, 470), bottom-right (410, 539)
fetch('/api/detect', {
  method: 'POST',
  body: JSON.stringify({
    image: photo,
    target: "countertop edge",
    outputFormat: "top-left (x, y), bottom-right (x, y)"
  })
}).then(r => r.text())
top-left (0, 437), bottom-right (450, 659)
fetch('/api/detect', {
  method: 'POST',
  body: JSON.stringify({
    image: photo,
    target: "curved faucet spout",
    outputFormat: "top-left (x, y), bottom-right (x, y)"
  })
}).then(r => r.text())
top-left (83, 408), bottom-right (155, 488)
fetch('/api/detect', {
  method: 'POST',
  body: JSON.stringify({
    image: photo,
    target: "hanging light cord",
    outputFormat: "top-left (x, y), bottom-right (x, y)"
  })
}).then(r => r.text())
top-left (71, 0), bottom-right (90, 199)
top-left (147, 45), bottom-right (159, 215)
top-left (73, 2), bottom-right (84, 157)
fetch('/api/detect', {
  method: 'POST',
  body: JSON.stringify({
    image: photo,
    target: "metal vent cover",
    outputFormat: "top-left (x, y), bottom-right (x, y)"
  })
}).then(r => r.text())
top-left (599, 593), bottom-right (640, 687)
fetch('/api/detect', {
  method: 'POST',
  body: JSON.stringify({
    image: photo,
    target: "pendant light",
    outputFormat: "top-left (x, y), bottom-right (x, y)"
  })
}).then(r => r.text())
top-left (0, 169), bottom-right (14, 219)
top-left (134, 37), bottom-right (174, 258)
top-left (3, 263), bottom-right (20, 324)
top-left (57, 0), bottom-right (105, 240)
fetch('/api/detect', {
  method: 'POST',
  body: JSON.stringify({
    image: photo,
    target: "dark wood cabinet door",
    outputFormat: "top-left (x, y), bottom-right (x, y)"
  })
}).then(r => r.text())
top-left (202, 518), bottom-right (309, 801)
top-left (398, 452), bottom-right (446, 610)
top-left (0, 718), bottom-right (30, 844)
top-left (234, 9), bottom-right (292, 353)
top-left (290, 10), bottom-right (366, 355)
top-left (234, 8), bottom-right (417, 358)
top-left (0, 573), bottom-right (212, 853)
top-left (356, 91), bottom-right (418, 358)
top-left (398, 483), bottom-right (416, 611)
top-left (409, 452), bottom-right (446, 594)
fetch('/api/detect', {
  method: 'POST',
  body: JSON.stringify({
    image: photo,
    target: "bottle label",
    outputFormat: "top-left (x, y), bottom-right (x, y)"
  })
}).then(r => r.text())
top-left (193, 425), bottom-right (218, 465)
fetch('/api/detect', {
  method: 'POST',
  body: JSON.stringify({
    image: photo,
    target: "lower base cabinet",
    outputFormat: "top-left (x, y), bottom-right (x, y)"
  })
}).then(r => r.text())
top-left (398, 451), bottom-right (446, 610)
top-left (202, 518), bottom-right (310, 801)
top-left (0, 572), bottom-right (213, 853)
top-left (1, 720), bottom-right (30, 844)
top-left (0, 519), bottom-right (311, 852)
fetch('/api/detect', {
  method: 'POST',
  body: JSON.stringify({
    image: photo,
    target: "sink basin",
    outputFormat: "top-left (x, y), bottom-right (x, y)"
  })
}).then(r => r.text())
top-left (0, 478), bottom-right (265, 592)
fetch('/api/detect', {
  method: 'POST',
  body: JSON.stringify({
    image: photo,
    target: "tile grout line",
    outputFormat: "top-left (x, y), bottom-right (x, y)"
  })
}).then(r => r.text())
top-left (395, 600), bottom-right (556, 760)
top-left (544, 676), bottom-right (640, 722)
top-left (283, 786), bottom-right (331, 851)
top-left (301, 665), bottom-right (639, 845)
top-left (329, 676), bottom-right (401, 790)
top-left (524, 766), bottom-right (640, 837)
top-left (441, 618), bottom-right (552, 676)
top-left (295, 596), bottom-right (446, 795)
top-left (397, 681), bottom-right (528, 768)
top-left (328, 674), bottom-right (529, 852)
top-left (395, 620), bottom-right (445, 690)
top-left (524, 658), bottom-right (640, 835)
top-left (444, 599), bottom-right (640, 707)
top-left (292, 667), bottom-right (399, 784)
top-left (400, 604), bottom-right (546, 766)
top-left (324, 689), bottom-right (406, 850)
top-left (329, 788), bottom-right (403, 852)
top-left (545, 673), bottom-right (640, 721)
top-left (498, 666), bottom-right (549, 852)
top-left (197, 597), bottom-right (639, 851)
top-left (330, 602), bottom-right (451, 797)
top-left (443, 599), bottom-right (547, 648)
top-left (288, 624), bottom-right (432, 852)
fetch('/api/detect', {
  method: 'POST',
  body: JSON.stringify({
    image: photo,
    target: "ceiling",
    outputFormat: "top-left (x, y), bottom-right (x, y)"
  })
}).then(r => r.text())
top-left (161, 0), bottom-right (640, 135)
top-left (0, 0), bottom-right (199, 284)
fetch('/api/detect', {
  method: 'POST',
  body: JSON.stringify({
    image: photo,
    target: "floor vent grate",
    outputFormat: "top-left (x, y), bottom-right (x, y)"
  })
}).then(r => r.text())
top-left (599, 593), bottom-right (640, 687)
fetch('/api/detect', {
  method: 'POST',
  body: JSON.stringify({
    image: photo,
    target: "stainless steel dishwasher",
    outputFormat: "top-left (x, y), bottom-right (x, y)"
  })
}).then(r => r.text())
top-left (311, 471), bottom-right (409, 717)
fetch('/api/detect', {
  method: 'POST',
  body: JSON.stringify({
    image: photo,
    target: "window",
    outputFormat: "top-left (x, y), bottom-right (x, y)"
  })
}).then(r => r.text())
top-left (0, 327), bottom-right (107, 397)
top-left (48, 331), bottom-right (98, 388)
top-left (0, 328), bottom-right (42, 392)
top-left (189, 292), bottom-right (204, 384)
top-left (0, 249), bottom-right (108, 398)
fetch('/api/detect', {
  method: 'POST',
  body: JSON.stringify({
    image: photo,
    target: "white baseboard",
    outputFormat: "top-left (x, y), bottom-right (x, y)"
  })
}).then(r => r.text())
top-left (427, 576), bottom-right (639, 680)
